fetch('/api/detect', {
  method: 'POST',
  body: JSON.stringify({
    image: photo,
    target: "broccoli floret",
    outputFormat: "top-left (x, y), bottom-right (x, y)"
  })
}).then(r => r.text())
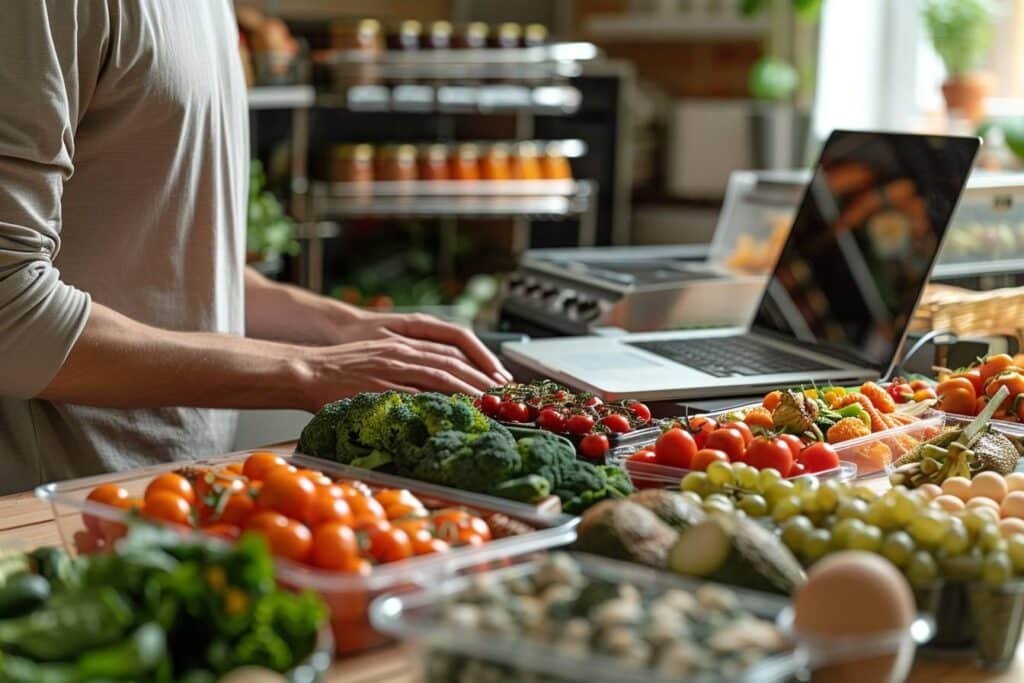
top-left (297, 398), bottom-right (349, 458)
top-left (436, 429), bottom-right (521, 494)
top-left (491, 475), bottom-right (551, 503)
top-left (400, 430), bottom-right (471, 484)
top-left (332, 392), bottom-right (410, 464)
top-left (517, 433), bottom-right (579, 490)
top-left (408, 393), bottom-right (491, 435)
top-left (599, 465), bottom-right (635, 499)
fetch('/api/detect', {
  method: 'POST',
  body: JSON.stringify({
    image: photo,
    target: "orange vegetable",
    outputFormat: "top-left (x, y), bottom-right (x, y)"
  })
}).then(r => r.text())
top-left (743, 406), bottom-right (775, 430)
top-left (827, 417), bottom-right (871, 443)
top-left (937, 377), bottom-right (977, 399)
top-left (986, 371), bottom-right (1024, 398)
top-left (763, 390), bottom-right (783, 411)
top-left (980, 354), bottom-right (1015, 381)
top-left (836, 393), bottom-right (888, 432)
top-left (939, 387), bottom-right (977, 416)
top-left (861, 381), bottom-right (896, 413)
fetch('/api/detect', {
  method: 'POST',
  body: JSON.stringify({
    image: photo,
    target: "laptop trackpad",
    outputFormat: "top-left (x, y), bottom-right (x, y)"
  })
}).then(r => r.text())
top-left (563, 350), bottom-right (664, 371)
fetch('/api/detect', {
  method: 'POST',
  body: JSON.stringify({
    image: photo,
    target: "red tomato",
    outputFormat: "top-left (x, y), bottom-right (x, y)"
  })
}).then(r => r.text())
top-left (310, 522), bottom-right (359, 570)
top-left (202, 523), bottom-right (241, 541)
top-left (727, 421), bottom-right (754, 446)
top-left (536, 408), bottom-right (566, 433)
top-left (691, 448), bottom-right (729, 471)
top-left (599, 414), bottom-right (632, 434)
top-left (498, 400), bottom-right (530, 423)
top-left (887, 383), bottom-right (914, 404)
top-left (938, 387), bottom-right (977, 416)
top-left (777, 434), bottom-right (804, 460)
top-left (704, 427), bottom-right (746, 462)
top-left (744, 437), bottom-right (794, 476)
top-left (627, 401), bottom-right (652, 423)
top-left (84, 484), bottom-right (131, 535)
top-left (789, 462), bottom-right (807, 477)
top-left (242, 452), bottom-right (287, 481)
top-left (565, 413), bottom-right (595, 435)
top-left (141, 491), bottom-right (192, 527)
top-left (685, 416), bottom-right (717, 449)
top-left (579, 434), bottom-right (610, 460)
top-left (145, 473), bottom-right (196, 506)
top-left (628, 449), bottom-right (658, 464)
top-left (582, 396), bottom-right (603, 408)
top-left (258, 469), bottom-right (316, 522)
top-left (219, 491), bottom-right (256, 527)
top-left (479, 394), bottom-right (502, 416)
top-left (799, 442), bottom-right (840, 473)
top-left (654, 428), bottom-right (698, 469)
top-left (267, 519), bottom-right (313, 564)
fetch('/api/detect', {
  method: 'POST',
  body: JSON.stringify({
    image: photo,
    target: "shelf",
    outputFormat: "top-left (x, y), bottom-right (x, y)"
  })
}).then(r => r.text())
top-left (311, 179), bottom-right (594, 219)
top-left (584, 13), bottom-right (766, 40)
top-left (317, 84), bottom-right (582, 115)
top-left (932, 258), bottom-right (1024, 280)
top-left (324, 42), bottom-right (598, 67)
top-left (246, 85), bottom-right (315, 110)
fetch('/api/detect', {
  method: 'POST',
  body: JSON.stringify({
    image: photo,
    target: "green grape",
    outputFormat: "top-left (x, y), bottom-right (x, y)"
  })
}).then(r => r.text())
top-left (962, 509), bottom-right (993, 535)
top-left (978, 524), bottom-right (1007, 553)
top-left (793, 476), bottom-right (819, 495)
top-left (836, 498), bottom-right (869, 521)
top-left (799, 490), bottom-right (822, 516)
top-left (983, 552), bottom-right (1014, 587)
top-left (703, 494), bottom-right (735, 515)
top-left (908, 511), bottom-right (948, 548)
top-left (848, 524), bottom-right (883, 552)
top-left (941, 518), bottom-right (971, 556)
top-left (1008, 534), bottom-right (1024, 572)
top-left (802, 528), bottom-right (832, 562)
top-left (757, 468), bottom-right (783, 492)
top-left (681, 472), bottom-right (709, 494)
top-left (764, 480), bottom-right (797, 505)
top-left (905, 551), bottom-right (939, 587)
top-left (706, 461), bottom-right (735, 487)
top-left (781, 516), bottom-right (815, 552)
top-left (737, 493), bottom-right (769, 517)
top-left (852, 485), bottom-right (880, 502)
top-left (832, 518), bottom-right (866, 549)
top-left (772, 495), bottom-right (802, 523)
top-left (889, 491), bottom-right (919, 526)
top-left (880, 530), bottom-right (916, 567)
top-left (679, 491), bottom-right (704, 507)
top-left (816, 481), bottom-right (841, 514)
top-left (865, 500), bottom-right (896, 531)
top-left (735, 465), bottom-right (760, 491)
top-left (939, 552), bottom-right (983, 581)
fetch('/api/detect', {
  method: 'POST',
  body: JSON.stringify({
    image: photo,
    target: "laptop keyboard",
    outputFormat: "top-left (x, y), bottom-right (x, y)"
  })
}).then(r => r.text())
top-left (628, 336), bottom-right (836, 378)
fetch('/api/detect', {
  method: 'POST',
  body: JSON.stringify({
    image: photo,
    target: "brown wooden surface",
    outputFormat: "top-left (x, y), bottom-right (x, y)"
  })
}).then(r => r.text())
top-left (0, 488), bottom-right (1018, 682)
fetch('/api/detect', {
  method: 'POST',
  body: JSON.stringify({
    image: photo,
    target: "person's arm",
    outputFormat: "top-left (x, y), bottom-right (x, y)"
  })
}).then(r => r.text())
top-left (245, 268), bottom-right (512, 382)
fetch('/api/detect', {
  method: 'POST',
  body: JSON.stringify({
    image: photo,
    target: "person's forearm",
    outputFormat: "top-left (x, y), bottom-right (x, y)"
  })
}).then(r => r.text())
top-left (39, 303), bottom-right (312, 410)
top-left (244, 267), bottom-right (362, 344)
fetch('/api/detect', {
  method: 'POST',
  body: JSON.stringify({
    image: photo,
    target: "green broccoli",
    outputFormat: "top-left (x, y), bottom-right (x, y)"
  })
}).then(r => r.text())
top-left (407, 393), bottom-right (490, 435)
top-left (399, 429), bottom-right (520, 493)
top-left (517, 433), bottom-right (579, 490)
top-left (297, 398), bottom-right (349, 458)
top-left (333, 392), bottom-right (409, 464)
top-left (599, 465), bottom-right (635, 499)
top-left (491, 474), bottom-right (551, 503)
top-left (398, 429), bottom-right (470, 485)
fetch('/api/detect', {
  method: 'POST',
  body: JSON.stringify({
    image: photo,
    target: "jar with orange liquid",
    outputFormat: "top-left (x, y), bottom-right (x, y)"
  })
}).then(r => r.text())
top-left (511, 141), bottom-right (543, 180)
top-left (541, 143), bottom-right (573, 180)
top-left (331, 144), bottom-right (375, 182)
top-left (451, 144), bottom-right (481, 181)
top-left (481, 143), bottom-right (512, 181)
top-left (419, 144), bottom-right (450, 181)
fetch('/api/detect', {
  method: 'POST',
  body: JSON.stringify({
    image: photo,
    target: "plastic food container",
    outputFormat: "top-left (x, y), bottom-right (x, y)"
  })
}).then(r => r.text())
top-left (371, 552), bottom-right (936, 683)
top-left (612, 455), bottom-right (857, 491)
top-left (35, 451), bottom-right (578, 655)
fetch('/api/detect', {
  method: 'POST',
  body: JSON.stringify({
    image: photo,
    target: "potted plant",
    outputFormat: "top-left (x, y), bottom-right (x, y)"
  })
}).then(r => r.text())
top-left (922, 0), bottom-right (996, 123)
top-left (247, 160), bottom-right (298, 276)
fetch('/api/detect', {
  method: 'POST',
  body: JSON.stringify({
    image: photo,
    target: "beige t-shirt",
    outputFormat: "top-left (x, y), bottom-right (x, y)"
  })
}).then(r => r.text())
top-left (0, 1), bottom-right (248, 493)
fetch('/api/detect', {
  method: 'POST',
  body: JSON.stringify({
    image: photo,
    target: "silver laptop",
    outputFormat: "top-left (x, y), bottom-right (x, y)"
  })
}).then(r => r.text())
top-left (503, 130), bottom-right (980, 401)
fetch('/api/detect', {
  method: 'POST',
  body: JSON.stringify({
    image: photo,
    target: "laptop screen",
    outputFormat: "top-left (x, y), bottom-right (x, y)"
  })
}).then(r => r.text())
top-left (751, 131), bottom-right (979, 372)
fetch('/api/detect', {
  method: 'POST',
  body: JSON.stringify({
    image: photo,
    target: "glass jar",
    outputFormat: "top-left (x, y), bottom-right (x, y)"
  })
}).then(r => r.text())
top-left (493, 23), bottom-right (522, 49)
top-left (454, 22), bottom-right (489, 49)
top-left (541, 143), bottom-right (573, 180)
top-left (425, 21), bottom-right (452, 50)
top-left (451, 144), bottom-right (482, 181)
top-left (329, 19), bottom-right (383, 85)
top-left (481, 143), bottom-right (512, 181)
top-left (511, 142), bottom-right (542, 180)
top-left (419, 144), bottom-right (450, 181)
top-left (376, 145), bottom-right (418, 181)
top-left (388, 20), bottom-right (422, 51)
top-left (331, 144), bottom-right (375, 182)
top-left (523, 23), bottom-right (548, 48)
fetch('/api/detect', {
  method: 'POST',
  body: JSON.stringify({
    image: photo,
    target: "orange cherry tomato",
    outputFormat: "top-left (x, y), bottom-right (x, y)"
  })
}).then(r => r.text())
top-left (690, 448), bottom-right (730, 472)
top-left (258, 468), bottom-right (316, 522)
top-left (202, 523), bottom-right (241, 541)
top-left (374, 489), bottom-right (423, 509)
top-left (463, 516), bottom-right (491, 542)
top-left (219, 491), bottom-right (256, 527)
top-left (223, 463), bottom-right (245, 475)
top-left (763, 390), bottom-right (783, 411)
top-left (310, 522), bottom-right (359, 570)
top-left (339, 556), bottom-right (372, 575)
top-left (727, 420), bottom-right (754, 446)
top-left (980, 354), bottom-right (1015, 381)
top-left (141, 491), bottom-right (192, 527)
top-left (392, 517), bottom-right (430, 537)
top-left (348, 495), bottom-right (386, 521)
top-left (431, 508), bottom-right (470, 526)
top-left (84, 484), bottom-right (131, 535)
top-left (704, 428), bottom-right (746, 462)
top-left (266, 519), bottom-right (313, 564)
top-left (937, 377), bottom-right (976, 399)
top-left (242, 452), bottom-right (287, 482)
top-left (294, 469), bottom-right (333, 487)
top-left (331, 483), bottom-right (365, 501)
top-left (366, 527), bottom-right (413, 564)
top-left (383, 502), bottom-right (428, 521)
top-left (939, 386), bottom-right (978, 416)
top-left (307, 489), bottom-right (353, 526)
top-left (145, 473), bottom-right (196, 506)
top-left (412, 535), bottom-right (449, 555)
top-left (353, 516), bottom-right (391, 535)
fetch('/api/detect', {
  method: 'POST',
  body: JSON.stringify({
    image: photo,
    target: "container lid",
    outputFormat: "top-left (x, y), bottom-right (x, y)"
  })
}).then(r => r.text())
top-left (486, 142), bottom-right (511, 158)
top-left (525, 24), bottom-right (549, 42)
top-left (466, 21), bottom-right (490, 38)
top-left (430, 20), bottom-right (453, 36)
top-left (421, 143), bottom-right (449, 160)
top-left (334, 143), bottom-right (374, 160)
top-left (514, 141), bottom-right (539, 157)
top-left (399, 19), bottom-right (422, 36)
top-left (396, 144), bottom-right (418, 160)
top-left (456, 143), bottom-right (481, 159)
top-left (498, 22), bottom-right (522, 40)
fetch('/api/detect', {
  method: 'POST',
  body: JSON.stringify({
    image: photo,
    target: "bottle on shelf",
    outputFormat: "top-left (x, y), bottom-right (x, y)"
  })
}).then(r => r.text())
top-left (388, 20), bottom-right (422, 51)
top-left (454, 22), bottom-right (489, 49)
top-left (451, 144), bottom-right (482, 181)
top-left (541, 142), bottom-right (573, 180)
top-left (424, 21), bottom-right (453, 50)
top-left (482, 143), bottom-right (512, 181)
top-left (331, 144), bottom-right (375, 194)
top-left (419, 144), bottom-right (450, 180)
top-left (523, 23), bottom-right (548, 48)
top-left (511, 141), bottom-right (543, 180)
top-left (493, 23), bottom-right (522, 49)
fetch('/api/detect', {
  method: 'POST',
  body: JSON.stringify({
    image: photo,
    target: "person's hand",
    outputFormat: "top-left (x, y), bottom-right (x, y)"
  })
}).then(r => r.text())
top-left (300, 335), bottom-right (504, 412)
top-left (327, 311), bottom-right (513, 384)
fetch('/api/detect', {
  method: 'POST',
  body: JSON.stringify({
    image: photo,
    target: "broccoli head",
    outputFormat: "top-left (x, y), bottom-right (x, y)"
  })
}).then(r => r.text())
top-left (398, 429), bottom-right (471, 484)
top-left (333, 392), bottom-right (410, 464)
top-left (516, 432), bottom-right (579, 490)
top-left (407, 392), bottom-right (491, 435)
top-left (599, 465), bottom-right (635, 499)
top-left (421, 428), bottom-right (521, 494)
top-left (297, 398), bottom-right (349, 458)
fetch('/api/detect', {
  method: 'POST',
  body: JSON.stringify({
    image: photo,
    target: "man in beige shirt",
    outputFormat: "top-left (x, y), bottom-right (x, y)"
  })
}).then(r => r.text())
top-left (0, 1), bottom-right (509, 494)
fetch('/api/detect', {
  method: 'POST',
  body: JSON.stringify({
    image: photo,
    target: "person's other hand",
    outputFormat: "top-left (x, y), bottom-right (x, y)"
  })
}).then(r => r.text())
top-left (328, 311), bottom-right (512, 384)
top-left (301, 335), bottom-right (504, 412)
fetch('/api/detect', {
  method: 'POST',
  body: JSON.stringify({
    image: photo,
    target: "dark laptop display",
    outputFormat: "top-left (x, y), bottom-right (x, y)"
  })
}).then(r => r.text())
top-left (751, 131), bottom-right (979, 373)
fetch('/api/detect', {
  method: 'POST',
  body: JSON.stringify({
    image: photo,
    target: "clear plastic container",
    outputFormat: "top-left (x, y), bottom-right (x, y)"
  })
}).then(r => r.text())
top-left (371, 552), bottom-right (935, 683)
top-left (35, 451), bottom-right (578, 654)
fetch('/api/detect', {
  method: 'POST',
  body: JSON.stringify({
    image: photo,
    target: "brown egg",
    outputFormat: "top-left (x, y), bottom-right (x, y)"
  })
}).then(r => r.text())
top-left (793, 551), bottom-right (915, 682)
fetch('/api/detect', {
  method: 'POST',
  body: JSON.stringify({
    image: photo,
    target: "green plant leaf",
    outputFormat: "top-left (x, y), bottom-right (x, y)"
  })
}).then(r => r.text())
top-left (921, 0), bottom-right (996, 75)
top-left (749, 57), bottom-right (799, 101)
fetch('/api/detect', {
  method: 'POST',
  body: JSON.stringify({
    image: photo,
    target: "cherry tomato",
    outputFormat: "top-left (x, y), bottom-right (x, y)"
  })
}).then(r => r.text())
top-left (600, 414), bottom-right (632, 434)
top-left (704, 427), bottom-right (746, 462)
top-left (552, 390), bottom-right (571, 402)
top-left (690, 448), bottom-right (729, 471)
top-left (219, 491), bottom-right (256, 526)
top-left (777, 434), bottom-right (804, 460)
top-left (332, 482), bottom-right (367, 501)
top-left (525, 404), bottom-right (540, 421)
top-left (744, 437), bottom-right (794, 477)
top-left (367, 527), bottom-right (413, 564)
top-left (789, 462), bottom-right (807, 477)
top-left (536, 408), bottom-right (567, 433)
top-left (763, 390), bottom-right (783, 411)
top-left (499, 400), bottom-right (530, 423)
top-left (374, 488), bottom-right (422, 508)
top-left (141, 491), bottom-right (192, 527)
top-left (145, 473), bottom-right (196, 506)
top-left (393, 517), bottom-right (430, 538)
top-left (479, 393), bottom-right (502, 416)
top-left (353, 516), bottom-right (391, 536)
top-left (349, 495), bottom-right (387, 522)
top-left (798, 442), bottom-right (840, 473)
top-left (887, 383), bottom-right (914, 404)
top-left (258, 469), bottom-right (316, 522)
top-left (582, 396), bottom-right (603, 408)
top-left (953, 369), bottom-right (984, 396)
top-left (628, 449), bottom-right (658, 464)
top-left (294, 468), bottom-right (332, 487)
top-left (727, 420), bottom-right (754, 446)
top-left (579, 433), bottom-right (610, 460)
top-left (384, 502), bottom-right (428, 520)
top-left (223, 463), bottom-right (245, 476)
top-left (411, 535), bottom-right (450, 556)
top-left (307, 489), bottom-right (354, 526)
top-left (266, 519), bottom-right (313, 564)
top-left (202, 523), bottom-right (241, 541)
top-left (980, 354), bottom-right (1015, 381)
top-left (685, 416), bottom-right (717, 449)
top-left (242, 452), bottom-right (287, 481)
top-left (565, 413), bottom-right (595, 435)
top-left (310, 522), bottom-right (359, 570)
top-left (938, 386), bottom-right (977, 416)
top-left (654, 428), bottom-right (697, 469)
top-left (84, 484), bottom-right (131, 535)
top-left (627, 401), bottom-right (652, 423)
top-left (909, 379), bottom-right (931, 391)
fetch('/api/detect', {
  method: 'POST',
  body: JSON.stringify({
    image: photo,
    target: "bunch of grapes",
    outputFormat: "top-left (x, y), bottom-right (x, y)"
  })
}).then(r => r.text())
top-left (680, 461), bottom-right (1024, 588)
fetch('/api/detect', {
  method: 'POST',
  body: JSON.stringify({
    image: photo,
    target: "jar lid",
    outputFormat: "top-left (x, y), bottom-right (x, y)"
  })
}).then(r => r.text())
top-left (514, 141), bottom-right (539, 157)
top-left (456, 143), bottom-right (481, 159)
top-left (498, 23), bottom-right (522, 39)
top-left (422, 143), bottom-right (449, 160)
top-left (334, 143), bottom-right (374, 160)
top-left (396, 144), bottom-right (418, 159)
top-left (525, 24), bottom-right (548, 41)
top-left (399, 20), bottom-right (422, 35)
top-left (358, 18), bottom-right (381, 36)
top-left (431, 20), bottom-right (453, 36)
top-left (466, 22), bottom-right (489, 38)
top-left (487, 142), bottom-right (511, 158)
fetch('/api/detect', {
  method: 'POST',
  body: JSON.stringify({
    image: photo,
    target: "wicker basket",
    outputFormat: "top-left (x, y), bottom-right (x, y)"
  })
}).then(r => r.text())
top-left (911, 284), bottom-right (1024, 343)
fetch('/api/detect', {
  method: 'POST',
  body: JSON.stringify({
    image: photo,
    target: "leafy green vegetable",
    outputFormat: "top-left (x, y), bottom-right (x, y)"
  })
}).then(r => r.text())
top-left (247, 160), bottom-right (298, 261)
top-left (0, 588), bottom-right (133, 660)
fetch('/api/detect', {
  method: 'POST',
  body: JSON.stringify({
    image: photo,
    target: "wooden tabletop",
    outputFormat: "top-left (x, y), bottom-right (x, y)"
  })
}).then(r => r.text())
top-left (0, 490), bottom-right (1018, 682)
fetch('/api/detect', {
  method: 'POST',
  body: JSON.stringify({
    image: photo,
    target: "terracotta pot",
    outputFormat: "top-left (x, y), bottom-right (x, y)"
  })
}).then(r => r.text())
top-left (942, 72), bottom-right (994, 124)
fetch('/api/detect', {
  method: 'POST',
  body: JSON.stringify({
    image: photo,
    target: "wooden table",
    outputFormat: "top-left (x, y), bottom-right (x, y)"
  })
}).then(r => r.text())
top-left (0, 490), bottom-right (1019, 682)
